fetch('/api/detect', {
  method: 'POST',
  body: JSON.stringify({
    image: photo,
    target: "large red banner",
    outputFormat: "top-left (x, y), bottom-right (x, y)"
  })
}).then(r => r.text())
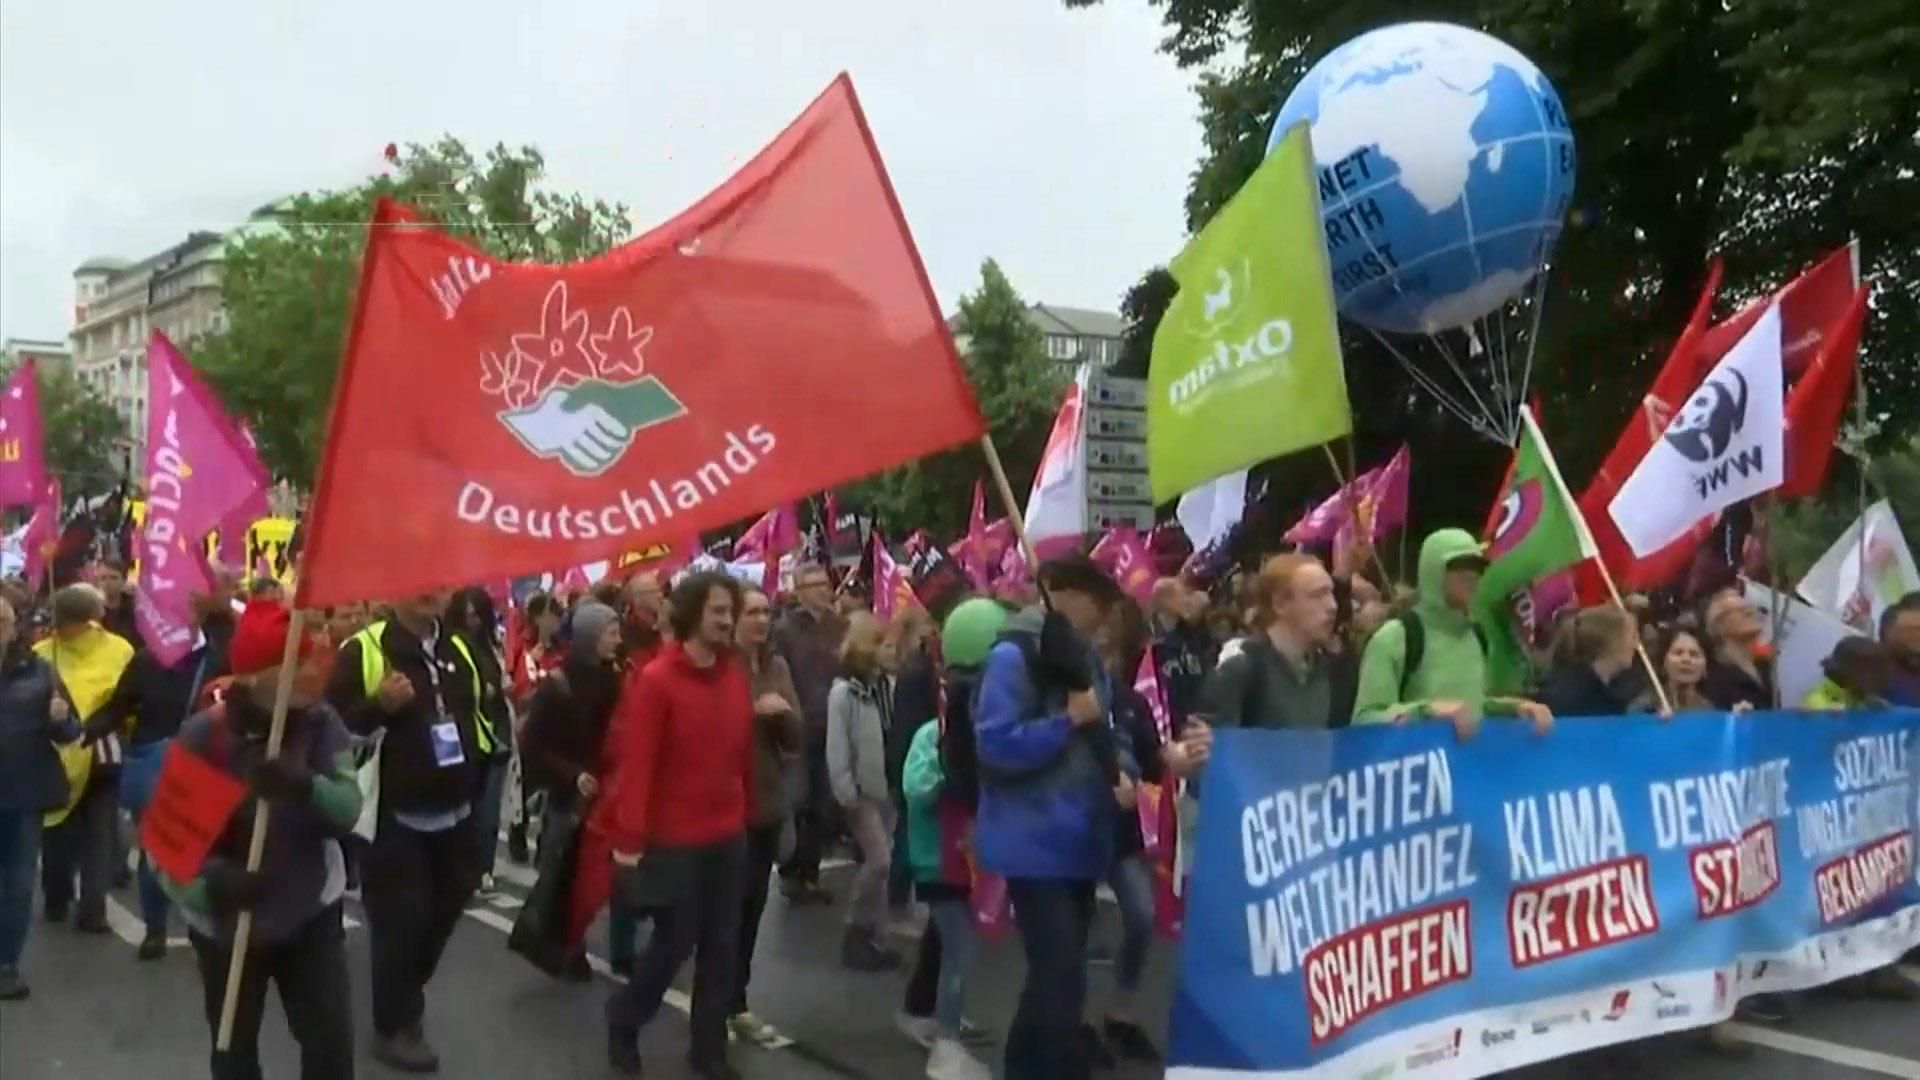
top-left (298, 75), bottom-right (983, 608)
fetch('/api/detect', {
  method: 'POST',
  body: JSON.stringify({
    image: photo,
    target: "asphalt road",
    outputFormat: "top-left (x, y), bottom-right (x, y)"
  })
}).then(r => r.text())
top-left (4, 838), bottom-right (1920, 1079)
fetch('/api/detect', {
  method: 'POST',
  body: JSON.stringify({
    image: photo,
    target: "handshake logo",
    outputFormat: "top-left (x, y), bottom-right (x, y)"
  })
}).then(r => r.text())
top-left (481, 281), bottom-right (687, 477)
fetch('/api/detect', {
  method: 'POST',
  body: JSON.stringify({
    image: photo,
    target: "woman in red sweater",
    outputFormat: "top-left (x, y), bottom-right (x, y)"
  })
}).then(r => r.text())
top-left (600, 570), bottom-right (756, 1080)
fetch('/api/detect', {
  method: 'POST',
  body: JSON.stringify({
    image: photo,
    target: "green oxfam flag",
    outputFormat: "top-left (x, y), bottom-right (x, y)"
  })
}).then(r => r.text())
top-left (1475, 406), bottom-right (1598, 693)
top-left (1147, 123), bottom-right (1351, 501)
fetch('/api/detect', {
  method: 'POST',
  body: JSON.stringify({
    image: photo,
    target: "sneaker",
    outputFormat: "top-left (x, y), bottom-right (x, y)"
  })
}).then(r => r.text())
top-left (371, 1030), bottom-right (440, 1074)
top-left (926, 1038), bottom-right (993, 1080)
top-left (1863, 968), bottom-right (1920, 1001)
top-left (608, 1024), bottom-right (642, 1077)
top-left (841, 927), bottom-right (901, 972)
top-left (506, 825), bottom-right (531, 866)
top-left (1081, 1023), bottom-right (1117, 1071)
top-left (74, 914), bottom-right (110, 935)
top-left (1705, 1023), bottom-right (1752, 1058)
top-left (1735, 993), bottom-right (1788, 1024)
top-left (895, 1009), bottom-right (938, 1049)
top-left (0, 968), bottom-right (27, 1002)
top-left (728, 1012), bottom-right (781, 1048)
top-left (689, 1056), bottom-right (742, 1080)
top-left (1103, 1017), bottom-right (1160, 1063)
top-left (957, 1019), bottom-right (993, 1048)
top-left (138, 931), bottom-right (167, 962)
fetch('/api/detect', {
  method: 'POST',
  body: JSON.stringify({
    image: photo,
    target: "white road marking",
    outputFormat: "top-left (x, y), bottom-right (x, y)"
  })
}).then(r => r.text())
top-left (458, 900), bottom-right (794, 1050)
top-left (1724, 1023), bottom-right (1920, 1078)
top-left (103, 896), bottom-right (188, 949)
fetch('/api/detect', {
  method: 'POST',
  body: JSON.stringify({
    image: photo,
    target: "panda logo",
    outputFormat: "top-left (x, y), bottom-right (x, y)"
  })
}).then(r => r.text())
top-left (1664, 371), bottom-right (1750, 463)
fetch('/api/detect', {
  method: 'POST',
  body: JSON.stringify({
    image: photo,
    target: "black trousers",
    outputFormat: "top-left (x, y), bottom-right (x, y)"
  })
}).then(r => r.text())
top-left (779, 737), bottom-right (832, 884)
top-left (903, 914), bottom-right (943, 1018)
top-left (41, 778), bottom-right (117, 924)
top-left (732, 822), bottom-right (781, 1015)
top-left (191, 904), bottom-right (354, 1080)
top-left (1005, 879), bottom-right (1095, 1080)
top-left (609, 835), bottom-right (747, 1068)
top-left (362, 815), bottom-right (479, 1037)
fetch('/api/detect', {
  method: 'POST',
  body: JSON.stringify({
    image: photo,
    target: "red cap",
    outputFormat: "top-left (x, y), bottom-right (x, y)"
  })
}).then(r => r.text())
top-left (228, 600), bottom-right (313, 677)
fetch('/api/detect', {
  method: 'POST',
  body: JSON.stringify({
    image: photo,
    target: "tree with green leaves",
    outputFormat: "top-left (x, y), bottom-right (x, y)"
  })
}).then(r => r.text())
top-left (1075, 0), bottom-right (1918, 538)
top-left (193, 138), bottom-right (631, 483)
top-left (852, 259), bottom-right (1068, 537)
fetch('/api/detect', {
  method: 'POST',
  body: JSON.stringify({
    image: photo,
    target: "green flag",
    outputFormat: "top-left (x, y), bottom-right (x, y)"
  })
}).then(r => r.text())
top-left (1475, 406), bottom-right (1598, 693)
top-left (1147, 123), bottom-right (1351, 501)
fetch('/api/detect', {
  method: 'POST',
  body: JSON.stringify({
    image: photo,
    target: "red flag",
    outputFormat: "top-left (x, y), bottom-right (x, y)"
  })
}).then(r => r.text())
top-left (21, 478), bottom-right (59, 587)
top-left (1574, 265), bottom-right (1725, 600)
top-left (1777, 286), bottom-right (1868, 499)
top-left (1698, 242), bottom-right (1860, 377)
top-left (296, 75), bottom-right (984, 609)
top-left (139, 740), bottom-right (248, 883)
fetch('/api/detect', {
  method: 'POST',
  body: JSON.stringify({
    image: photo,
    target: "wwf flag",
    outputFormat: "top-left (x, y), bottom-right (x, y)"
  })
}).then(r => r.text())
top-left (1609, 303), bottom-right (1786, 557)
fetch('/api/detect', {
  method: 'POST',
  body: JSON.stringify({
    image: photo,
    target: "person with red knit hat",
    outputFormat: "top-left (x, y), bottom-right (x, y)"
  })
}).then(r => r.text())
top-left (158, 599), bottom-right (362, 1080)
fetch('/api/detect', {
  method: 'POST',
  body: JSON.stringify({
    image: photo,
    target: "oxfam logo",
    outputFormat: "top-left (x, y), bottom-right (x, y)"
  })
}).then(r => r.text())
top-left (479, 281), bottom-right (688, 477)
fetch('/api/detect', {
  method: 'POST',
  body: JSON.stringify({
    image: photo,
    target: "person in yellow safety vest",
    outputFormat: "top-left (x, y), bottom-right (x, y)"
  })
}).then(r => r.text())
top-left (324, 591), bottom-right (489, 1075)
top-left (35, 585), bottom-right (134, 935)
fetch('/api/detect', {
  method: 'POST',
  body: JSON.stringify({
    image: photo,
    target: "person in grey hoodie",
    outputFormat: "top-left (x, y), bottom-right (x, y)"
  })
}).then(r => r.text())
top-left (826, 612), bottom-right (898, 972)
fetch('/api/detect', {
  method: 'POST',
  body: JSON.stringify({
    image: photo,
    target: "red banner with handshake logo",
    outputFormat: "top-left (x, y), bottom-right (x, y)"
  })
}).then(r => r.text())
top-left (298, 74), bottom-right (983, 609)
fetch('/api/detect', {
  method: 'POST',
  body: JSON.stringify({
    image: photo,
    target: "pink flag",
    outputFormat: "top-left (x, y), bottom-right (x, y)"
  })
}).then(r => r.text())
top-left (136, 333), bottom-right (272, 666)
top-left (1133, 646), bottom-right (1184, 938)
top-left (1283, 484), bottom-right (1355, 546)
top-left (993, 542), bottom-right (1033, 601)
top-left (821, 491), bottom-right (842, 549)
top-left (872, 532), bottom-right (915, 621)
top-left (1090, 526), bottom-right (1157, 606)
top-left (1025, 370), bottom-right (1088, 554)
top-left (1332, 445), bottom-right (1412, 550)
top-left (736, 503), bottom-right (799, 595)
top-left (1133, 645), bottom-right (1173, 745)
top-left (21, 479), bottom-right (59, 587)
top-left (954, 480), bottom-right (990, 590)
top-left (0, 361), bottom-right (48, 510)
top-left (735, 503), bottom-right (799, 561)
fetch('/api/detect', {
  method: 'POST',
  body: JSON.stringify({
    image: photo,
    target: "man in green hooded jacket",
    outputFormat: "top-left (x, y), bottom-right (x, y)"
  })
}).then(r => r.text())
top-left (1351, 528), bottom-right (1553, 735)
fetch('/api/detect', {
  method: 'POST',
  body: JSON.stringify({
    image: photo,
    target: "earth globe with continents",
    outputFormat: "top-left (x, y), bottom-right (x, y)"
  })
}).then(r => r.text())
top-left (1270, 21), bottom-right (1577, 336)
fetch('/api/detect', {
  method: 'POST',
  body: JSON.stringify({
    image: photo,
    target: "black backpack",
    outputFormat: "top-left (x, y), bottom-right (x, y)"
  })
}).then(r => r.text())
top-left (1397, 610), bottom-right (1488, 700)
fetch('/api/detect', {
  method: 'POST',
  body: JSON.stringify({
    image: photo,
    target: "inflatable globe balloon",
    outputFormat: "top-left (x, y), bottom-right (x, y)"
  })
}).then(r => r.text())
top-left (1271, 22), bottom-right (1576, 335)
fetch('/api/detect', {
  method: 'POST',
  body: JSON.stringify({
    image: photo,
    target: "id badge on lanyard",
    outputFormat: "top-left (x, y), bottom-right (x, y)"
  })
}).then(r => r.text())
top-left (420, 645), bottom-right (467, 769)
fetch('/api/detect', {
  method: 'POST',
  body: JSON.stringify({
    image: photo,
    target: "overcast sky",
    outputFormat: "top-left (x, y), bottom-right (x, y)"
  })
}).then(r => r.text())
top-left (0, 0), bottom-right (1206, 342)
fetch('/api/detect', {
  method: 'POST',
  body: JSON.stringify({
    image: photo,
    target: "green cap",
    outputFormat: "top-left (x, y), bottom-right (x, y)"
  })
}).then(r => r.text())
top-left (942, 597), bottom-right (1011, 669)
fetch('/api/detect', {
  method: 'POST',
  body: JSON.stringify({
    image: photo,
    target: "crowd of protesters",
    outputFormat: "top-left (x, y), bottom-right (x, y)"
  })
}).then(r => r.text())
top-left (1, 516), bottom-right (1918, 1080)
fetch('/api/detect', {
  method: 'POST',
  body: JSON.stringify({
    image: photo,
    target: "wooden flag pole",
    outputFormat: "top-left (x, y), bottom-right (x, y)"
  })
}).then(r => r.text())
top-left (981, 434), bottom-right (1041, 572)
top-left (1585, 549), bottom-right (1673, 715)
top-left (216, 607), bottom-right (308, 1051)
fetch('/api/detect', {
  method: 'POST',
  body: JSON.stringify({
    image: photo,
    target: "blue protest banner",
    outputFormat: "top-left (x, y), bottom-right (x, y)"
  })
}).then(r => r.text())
top-left (1168, 711), bottom-right (1920, 1079)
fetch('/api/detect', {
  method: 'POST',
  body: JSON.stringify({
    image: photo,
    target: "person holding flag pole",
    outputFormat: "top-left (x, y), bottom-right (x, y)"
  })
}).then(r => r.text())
top-left (174, 599), bottom-right (360, 1079)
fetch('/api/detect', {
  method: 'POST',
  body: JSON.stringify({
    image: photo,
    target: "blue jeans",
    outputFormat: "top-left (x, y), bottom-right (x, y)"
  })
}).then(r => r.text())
top-left (1004, 879), bottom-right (1094, 1080)
top-left (927, 898), bottom-right (980, 1038)
top-left (1109, 855), bottom-right (1154, 996)
top-left (473, 758), bottom-right (509, 879)
top-left (0, 810), bottom-right (41, 972)
top-left (123, 740), bottom-right (173, 936)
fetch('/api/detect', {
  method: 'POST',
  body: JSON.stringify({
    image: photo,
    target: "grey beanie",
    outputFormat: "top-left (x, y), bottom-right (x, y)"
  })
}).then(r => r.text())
top-left (570, 601), bottom-right (621, 663)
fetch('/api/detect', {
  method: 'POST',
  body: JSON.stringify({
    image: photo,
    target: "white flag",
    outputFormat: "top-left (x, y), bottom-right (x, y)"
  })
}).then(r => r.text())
top-left (1024, 366), bottom-right (1089, 552)
top-left (1609, 303), bottom-right (1785, 557)
top-left (1795, 499), bottom-right (1920, 632)
top-left (1177, 469), bottom-right (1248, 554)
